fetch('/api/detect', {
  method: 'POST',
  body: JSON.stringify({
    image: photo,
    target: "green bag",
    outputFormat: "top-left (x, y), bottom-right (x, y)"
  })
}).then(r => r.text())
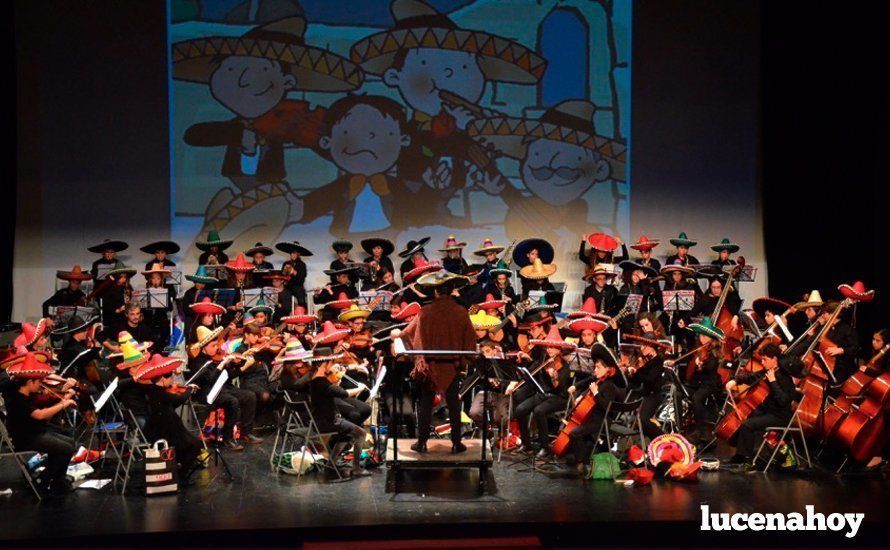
top-left (588, 452), bottom-right (621, 480)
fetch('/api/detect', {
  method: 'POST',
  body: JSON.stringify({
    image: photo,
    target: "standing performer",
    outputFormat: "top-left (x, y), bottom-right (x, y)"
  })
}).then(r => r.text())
top-left (473, 237), bottom-right (507, 286)
top-left (582, 264), bottom-right (619, 315)
top-left (439, 235), bottom-right (469, 275)
top-left (513, 238), bottom-right (555, 298)
top-left (42, 265), bottom-right (91, 317)
top-left (196, 230), bottom-right (233, 266)
top-left (518, 259), bottom-right (557, 301)
top-left (361, 238), bottom-right (396, 288)
top-left (88, 239), bottom-right (127, 279)
top-left (139, 241), bottom-right (179, 270)
top-left (629, 235), bottom-right (662, 271)
top-left (664, 232), bottom-right (700, 267)
top-left (142, 263), bottom-right (177, 350)
top-left (397, 238), bottom-right (431, 281)
top-left (579, 233), bottom-right (627, 268)
top-left (182, 266), bottom-right (218, 330)
top-left (329, 240), bottom-right (360, 285)
top-left (276, 241), bottom-right (312, 308)
top-left (99, 266), bottom-right (137, 329)
top-left (245, 242), bottom-right (275, 271)
top-left (397, 271), bottom-right (476, 453)
top-left (710, 238), bottom-right (740, 266)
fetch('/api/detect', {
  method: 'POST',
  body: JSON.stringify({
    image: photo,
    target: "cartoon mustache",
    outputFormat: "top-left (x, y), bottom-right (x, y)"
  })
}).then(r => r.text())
top-left (528, 165), bottom-right (582, 181)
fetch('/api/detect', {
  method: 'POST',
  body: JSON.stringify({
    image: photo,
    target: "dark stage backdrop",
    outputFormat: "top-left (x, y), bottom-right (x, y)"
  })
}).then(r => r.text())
top-left (10, 0), bottom-right (766, 321)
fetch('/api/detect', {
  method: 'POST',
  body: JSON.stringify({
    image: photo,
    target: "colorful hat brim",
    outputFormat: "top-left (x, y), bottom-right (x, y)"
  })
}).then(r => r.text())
top-left (565, 317), bottom-right (609, 334)
top-left (173, 36), bottom-right (363, 92)
top-left (689, 323), bottom-right (725, 341)
top-left (306, 352), bottom-right (345, 363)
top-left (314, 329), bottom-right (351, 346)
top-left (105, 267), bottom-right (137, 278)
top-left (190, 302), bottom-right (227, 316)
top-left (838, 284), bottom-right (875, 303)
top-left (630, 240), bottom-right (660, 251)
top-left (23, 319), bottom-right (48, 347)
top-left (467, 117), bottom-right (626, 182)
top-left (710, 243), bottom-right (740, 253)
top-left (134, 358), bottom-right (183, 381)
top-left (326, 299), bottom-right (358, 310)
top-left (56, 270), bottom-right (93, 281)
top-left (528, 339), bottom-right (577, 351)
top-left (185, 275), bottom-right (218, 284)
top-left (281, 315), bottom-right (316, 325)
top-left (191, 326), bottom-right (224, 352)
top-left (338, 308), bottom-right (372, 322)
top-left (404, 264), bottom-right (444, 283)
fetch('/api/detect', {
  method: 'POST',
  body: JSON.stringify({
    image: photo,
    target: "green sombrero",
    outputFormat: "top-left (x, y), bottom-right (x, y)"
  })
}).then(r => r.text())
top-left (689, 317), bottom-right (725, 341)
top-left (349, 0), bottom-right (546, 84)
top-left (710, 238), bottom-right (740, 253)
top-left (185, 265), bottom-right (218, 285)
top-left (196, 230), bottom-right (233, 252)
top-left (172, 17), bottom-right (363, 92)
top-left (669, 232), bottom-right (697, 247)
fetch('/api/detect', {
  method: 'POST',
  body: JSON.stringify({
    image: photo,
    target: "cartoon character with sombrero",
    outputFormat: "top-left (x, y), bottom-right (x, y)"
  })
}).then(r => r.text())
top-left (350, 0), bottom-right (546, 228)
top-left (468, 99), bottom-right (627, 249)
top-left (172, 16), bottom-right (364, 264)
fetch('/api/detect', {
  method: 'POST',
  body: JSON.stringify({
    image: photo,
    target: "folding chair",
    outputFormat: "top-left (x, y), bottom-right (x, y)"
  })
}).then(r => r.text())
top-left (274, 399), bottom-right (344, 481)
top-left (115, 409), bottom-right (153, 494)
top-left (0, 415), bottom-right (42, 500)
top-left (753, 400), bottom-right (812, 473)
top-left (595, 398), bottom-right (647, 456)
top-left (270, 391), bottom-right (312, 472)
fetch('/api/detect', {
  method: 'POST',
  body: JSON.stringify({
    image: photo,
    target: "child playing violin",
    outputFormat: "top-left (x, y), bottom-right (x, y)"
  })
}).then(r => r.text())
top-left (309, 348), bottom-right (372, 479)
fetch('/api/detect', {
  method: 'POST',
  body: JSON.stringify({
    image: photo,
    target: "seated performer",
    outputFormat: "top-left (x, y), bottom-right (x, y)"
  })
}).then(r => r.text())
top-left (313, 321), bottom-right (371, 425)
top-left (485, 267), bottom-right (518, 305)
top-left (724, 343), bottom-right (801, 466)
top-left (692, 275), bottom-right (741, 331)
top-left (512, 326), bottom-right (575, 458)
top-left (196, 230), bottom-right (232, 266)
top-left (181, 266), bottom-right (219, 330)
top-left (518, 258), bottom-right (557, 301)
top-left (635, 312), bottom-right (668, 340)
top-left (397, 271), bottom-right (476, 454)
top-left (309, 348), bottom-right (372, 478)
top-left (134, 354), bottom-right (204, 479)
top-left (582, 264), bottom-right (619, 315)
top-left (98, 266), bottom-right (136, 329)
top-left (397, 238), bottom-right (431, 282)
top-left (563, 343), bottom-right (626, 473)
top-left (664, 232), bottom-right (700, 267)
top-left (139, 240), bottom-right (179, 270)
top-left (628, 235), bottom-right (661, 272)
top-left (338, 305), bottom-right (375, 394)
top-left (187, 326), bottom-right (259, 451)
top-left (467, 338), bottom-right (511, 432)
top-left (512, 238), bottom-right (553, 298)
top-left (710, 238), bottom-right (740, 266)
top-left (660, 261), bottom-right (701, 350)
top-left (474, 237), bottom-right (507, 286)
top-left (439, 235), bottom-right (469, 275)
top-left (667, 318), bottom-right (726, 443)
top-left (618, 260), bottom-right (660, 314)
top-left (263, 270), bottom-right (294, 322)
top-left (104, 303), bottom-right (157, 355)
top-left (623, 333), bottom-right (669, 439)
top-left (42, 265), bottom-right (91, 317)
top-left (3, 353), bottom-right (77, 495)
top-left (276, 240), bottom-right (311, 308)
top-left (579, 233), bottom-right (627, 268)
top-left (246, 242), bottom-right (275, 271)
top-left (315, 266), bottom-right (360, 321)
top-left (329, 240), bottom-right (359, 285)
top-left (818, 300), bottom-right (859, 382)
top-left (273, 337), bottom-right (313, 401)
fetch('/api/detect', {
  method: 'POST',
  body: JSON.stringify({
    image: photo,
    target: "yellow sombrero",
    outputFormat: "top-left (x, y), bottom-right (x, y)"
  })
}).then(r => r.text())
top-left (338, 304), bottom-right (372, 323)
top-left (349, 0), bottom-right (546, 84)
top-left (469, 311), bottom-right (501, 331)
top-left (172, 17), bottom-right (363, 92)
top-left (467, 99), bottom-right (627, 182)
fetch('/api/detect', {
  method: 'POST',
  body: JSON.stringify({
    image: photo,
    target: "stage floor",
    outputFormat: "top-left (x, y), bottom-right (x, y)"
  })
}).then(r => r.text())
top-left (1, 436), bottom-right (888, 546)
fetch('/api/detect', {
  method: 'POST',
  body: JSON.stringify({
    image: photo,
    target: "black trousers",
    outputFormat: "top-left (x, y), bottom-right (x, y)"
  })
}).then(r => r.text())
top-left (639, 393), bottom-right (664, 439)
top-left (417, 378), bottom-right (462, 444)
top-left (691, 381), bottom-right (723, 428)
top-left (515, 393), bottom-right (566, 448)
top-left (335, 397), bottom-right (371, 425)
top-left (735, 410), bottom-right (786, 458)
top-left (210, 387), bottom-right (257, 438)
top-left (568, 410), bottom-right (606, 463)
top-left (329, 418), bottom-right (365, 469)
top-left (19, 426), bottom-right (75, 486)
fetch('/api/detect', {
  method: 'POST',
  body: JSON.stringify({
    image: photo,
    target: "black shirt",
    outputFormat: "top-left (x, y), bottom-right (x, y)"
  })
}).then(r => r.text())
top-left (42, 287), bottom-right (86, 317)
top-left (4, 390), bottom-right (45, 442)
top-left (198, 251), bottom-right (229, 266)
top-left (309, 376), bottom-right (349, 432)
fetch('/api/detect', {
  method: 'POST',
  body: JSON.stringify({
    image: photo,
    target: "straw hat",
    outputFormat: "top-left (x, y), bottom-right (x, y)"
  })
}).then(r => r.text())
top-left (469, 311), bottom-right (502, 331)
top-left (438, 234), bottom-right (467, 253)
top-left (142, 262), bottom-right (173, 278)
top-left (659, 261), bottom-right (695, 276)
top-left (338, 304), bottom-right (372, 323)
top-left (519, 258), bottom-right (557, 280)
top-left (416, 270), bottom-right (470, 289)
top-left (473, 237), bottom-right (505, 256)
top-left (105, 266), bottom-right (137, 279)
top-left (56, 265), bottom-right (93, 281)
top-left (793, 290), bottom-right (824, 310)
top-left (192, 325), bottom-right (223, 352)
top-left (582, 264), bottom-right (617, 281)
top-left (118, 340), bottom-right (149, 371)
top-left (105, 331), bottom-right (152, 361)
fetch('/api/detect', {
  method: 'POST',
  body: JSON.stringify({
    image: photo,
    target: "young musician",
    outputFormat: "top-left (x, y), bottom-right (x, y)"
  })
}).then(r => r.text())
top-left (518, 259), bottom-right (557, 301)
top-left (273, 337), bottom-right (313, 402)
top-left (276, 241), bottom-right (311, 308)
top-left (88, 239), bottom-right (127, 280)
top-left (139, 241), bottom-right (179, 270)
top-left (485, 268), bottom-right (518, 305)
top-left (724, 343), bottom-right (801, 465)
top-left (338, 305), bottom-right (375, 396)
top-left (439, 235), bottom-right (469, 275)
top-left (361, 238), bottom-right (396, 288)
top-left (223, 253), bottom-right (256, 322)
top-left (862, 329), bottom-right (890, 373)
top-left (668, 318), bottom-right (726, 443)
top-left (263, 270), bottom-right (294, 322)
top-left (664, 232), bottom-right (700, 267)
top-left (635, 312), bottom-right (668, 340)
top-left (579, 233), bottom-right (627, 268)
top-left (818, 300), bottom-right (859, 382)
top-left (474, 238), bottom-right (507, 286)
top-left (3, 354), bottom-right (77, 495)
top-left (629, 235), bottom-right (661, 271)
top-left (398, 238), bottom-right (430, 281)
top-left (314, 321), bottom-right (372, 425)
top-left (42, 265), bottom-right (91, 317)
top-left (396, 271), bottom-right (476, 454)
top-left (618, 260), bottom-right (660, 313)
top-left (246, 242), bottom-right (275, 271)
top-left (142, 263), bottom-right (177, 351)
top-left (196, 230), bottom-right (232, 266)
top-left (660, 262), bottom-right (701, 350)
top-left (98, 267), bottom-right (136, 329)
top-left (624, 333), bottom-right (668, 439)
top-left (329, 240), bottom-right (359, 285)
top-left (563, 343), bottom-right (626, 473)
top-left (467, 338), bottom-right (510, 431)
top-left (182, 266), bottom-right (219, 330)
top-left (309, 348), bottom-right (372, 478)
top-left (582, 264), bottom-right (619, 315)
top-left (512, 326), bottom-right (575, 458)
top-left (710, 238), bottom-right (740, 266)
top-left (692, 275), bottom-right (741, 332)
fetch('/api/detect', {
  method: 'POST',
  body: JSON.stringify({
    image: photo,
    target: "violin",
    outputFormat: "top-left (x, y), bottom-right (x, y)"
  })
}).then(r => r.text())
top-left (326, 364), bottom-right (346, 385)
top-left (165, 383), bottom-right (190, 395)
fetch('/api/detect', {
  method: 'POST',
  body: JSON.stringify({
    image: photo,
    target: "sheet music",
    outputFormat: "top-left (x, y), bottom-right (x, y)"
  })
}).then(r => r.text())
top-left (207, 369), bottom-right (229, 405)
top-left (369, 365), bottom-right (387, 400)
top-left (93, 377), bottom-right (118, 413)
top-left (360, 290), bottom-right (392, 311)
top-left (662, 290), bottom-right (696, 312)
top-left (623, 293), bottom-right (644, 314)
top-left (392, 337), bottom-right (407, 355)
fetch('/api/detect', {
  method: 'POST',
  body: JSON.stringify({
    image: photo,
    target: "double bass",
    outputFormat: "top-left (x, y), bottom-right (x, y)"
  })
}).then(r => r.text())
top-left (708, 257), bottom-right (746, 368)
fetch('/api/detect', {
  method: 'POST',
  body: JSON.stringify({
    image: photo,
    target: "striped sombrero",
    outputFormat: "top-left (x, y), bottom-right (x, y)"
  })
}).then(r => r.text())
top-left (349, 0), bottom-right (546, 84)
top-left (172, 17), bottom-right (363, 92)
top-left (467, 100), bottom-right (627, 182)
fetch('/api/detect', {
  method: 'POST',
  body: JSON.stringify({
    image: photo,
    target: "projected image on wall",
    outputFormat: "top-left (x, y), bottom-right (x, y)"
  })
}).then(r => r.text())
top-left (169, 0), bottom-right (631, 296)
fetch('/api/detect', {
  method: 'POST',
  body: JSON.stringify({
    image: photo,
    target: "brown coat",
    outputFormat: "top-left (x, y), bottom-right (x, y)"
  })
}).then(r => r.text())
top-left (401, 295), bottom-right (476, 392)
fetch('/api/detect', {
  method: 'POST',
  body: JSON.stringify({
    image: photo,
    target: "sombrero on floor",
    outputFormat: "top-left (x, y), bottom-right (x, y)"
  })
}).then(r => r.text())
top-left (140, 241), bottom-right (180, 255)
top-left (512, 238), bottom-right (554, 267)
top-left (467, 100), bottom-right (626, 182)
top-left (361, 238), bottom-right (395, 257)
top-left (172, 17), bottom-right (363, 92)
top-left (196, 230), bottom-right (233, 252)
top-left (88, 239), bottom-right (128, 254)
top-left (275, 241), bottom-right (313, 257)
top-left (349, 0), bottom-right (546, 84)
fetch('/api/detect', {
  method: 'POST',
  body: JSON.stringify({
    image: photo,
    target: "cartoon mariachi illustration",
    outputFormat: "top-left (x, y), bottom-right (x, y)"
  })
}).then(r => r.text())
top-left (467, 99), bottom-right (627, 248)
top-left (171, 16), bottom-right (364, 262)
top-left (349, 0), bottom-right (546, 228)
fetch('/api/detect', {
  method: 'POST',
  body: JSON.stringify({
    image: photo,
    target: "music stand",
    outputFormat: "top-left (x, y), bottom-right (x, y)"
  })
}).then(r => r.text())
top-left (59, 348), bottom-right (98, 378)
top-left (203, 367), bottom-right (235, 481)
top-left (359, 290), bottom-right (393, 311)
top-left (242, 287), bottom-right (280, 309)
top-left (197, 289), bottom-right (237, 308)
top-left (623, 293), bottom-right (644, 315)
top-left (662, 290), bottom-right (695, 313)
top-left (202, 265), bottom-right (228, 281)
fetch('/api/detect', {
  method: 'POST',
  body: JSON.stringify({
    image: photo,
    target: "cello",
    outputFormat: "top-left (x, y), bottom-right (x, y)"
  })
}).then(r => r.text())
top-left (552, 389), bottom-right (596, 457)
top-left (708, 258), bottom-right (746, 364)
top-left (714, 367), bottom-right (772, 442)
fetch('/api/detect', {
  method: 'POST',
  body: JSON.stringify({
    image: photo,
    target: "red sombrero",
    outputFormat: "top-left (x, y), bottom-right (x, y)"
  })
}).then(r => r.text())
top-left (623, 333), bottom-right (669, 349)
top-left (190, 297), bottom-right (226, 316)
top-left (564, 316), bottom-right (609, 334)
top-left (586, 233), bottom-right (619, 252)
top-left (838, 281), bottom-right (875, 303)
top-left (392, 301), bottom-right (421, 321)
top-left (313, 321), bottom-right (350, 346)
top-left (326, 292), bottom-right (358, 310)
top-left (281, 306), bottom-right (316, 325)
top-left (56, 265), bottom-right (93, 281)
top-left (470, 293), bottom-right (507, 314)
top-left (529, 326), bottom-right (577, 351)
top-left (1, 348), bottom-right (51, 371)
top-left (6, 352), bottom-right (54, 379)
top-left (225, 253), bottom-right (255, 273)
top-left (630, 235), bottom-right (660, 251)
top-left (403, 259), bottom-right (442, 283)
top-left (133, 354), bottom-right (184, 382)
top-left (567, 297), bottom-right (599, 319)
top-left (16, 319), bottom-right (48, 348)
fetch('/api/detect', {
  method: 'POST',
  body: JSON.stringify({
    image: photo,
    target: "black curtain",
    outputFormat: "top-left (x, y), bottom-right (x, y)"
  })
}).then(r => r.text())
top-left (762, 1), bottom-right (889, 338)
